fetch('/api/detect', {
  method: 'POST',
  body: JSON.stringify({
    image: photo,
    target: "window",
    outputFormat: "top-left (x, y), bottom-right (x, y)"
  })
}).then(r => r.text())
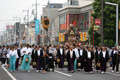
top-left (80, 12), bottom-right (89, 30)
top-left (59, 15), bottom-right (66, 30)
top-left (80, 14), bottom-right (83, 30)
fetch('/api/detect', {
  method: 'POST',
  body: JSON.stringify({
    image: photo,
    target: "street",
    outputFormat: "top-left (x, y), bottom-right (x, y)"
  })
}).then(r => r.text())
top-left (0, 65), bottom-right (120, 80)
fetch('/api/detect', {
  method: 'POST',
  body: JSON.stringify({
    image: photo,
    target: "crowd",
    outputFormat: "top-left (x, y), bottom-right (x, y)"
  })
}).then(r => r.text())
top-left (0, 44), bottom-right (120, 74)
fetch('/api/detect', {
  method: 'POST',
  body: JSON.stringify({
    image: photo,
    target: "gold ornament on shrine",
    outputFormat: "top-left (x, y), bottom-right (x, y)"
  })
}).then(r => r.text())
top-left (70, 30), bottom-right (74, 34)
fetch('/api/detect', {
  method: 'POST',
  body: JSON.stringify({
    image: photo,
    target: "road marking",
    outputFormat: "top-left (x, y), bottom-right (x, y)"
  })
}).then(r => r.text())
top-left (106, 72), bottom-right (120, 77)
top-left (54, 70), bottom-right (72, 77)
top-left (1, 65), bottom-right (17, 80)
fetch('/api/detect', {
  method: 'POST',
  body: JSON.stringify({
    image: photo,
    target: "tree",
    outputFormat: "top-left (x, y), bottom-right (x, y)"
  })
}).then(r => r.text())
top-left (89, 0), bottom-right (120, 47)
top-left (88, 24), bottom-right (101, 46)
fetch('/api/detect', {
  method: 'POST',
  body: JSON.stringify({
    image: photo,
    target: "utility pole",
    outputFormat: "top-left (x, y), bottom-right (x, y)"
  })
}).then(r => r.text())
top-left (32, 0), bottom-right (40, 20)
top-left (13, 16), bottom-right (21, 45)
top-left (23, 8), bottom-right (29, 41)
top-left (36, 0), bottom-right (37, 19)
top-left (48, 0), bottom-right (50, 19)
top-left (47, 0), bottom-right (50, 45)
top-left (101, 0), bottom-right (104, 46)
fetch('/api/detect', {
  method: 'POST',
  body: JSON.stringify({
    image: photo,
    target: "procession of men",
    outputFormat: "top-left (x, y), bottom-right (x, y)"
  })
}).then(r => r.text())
top-left (0, 44), bottom-right (120, 74)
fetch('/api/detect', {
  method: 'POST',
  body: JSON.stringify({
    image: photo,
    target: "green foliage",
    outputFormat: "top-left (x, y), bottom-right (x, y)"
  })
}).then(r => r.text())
top-left (89, 0), bottom-right (120, 47)
top-left (88, 25), bottom-right (101, 46)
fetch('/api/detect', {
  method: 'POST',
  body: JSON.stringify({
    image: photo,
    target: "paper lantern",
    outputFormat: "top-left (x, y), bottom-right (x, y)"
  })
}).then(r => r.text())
top-left (42, 18), bottom-right (49, 30)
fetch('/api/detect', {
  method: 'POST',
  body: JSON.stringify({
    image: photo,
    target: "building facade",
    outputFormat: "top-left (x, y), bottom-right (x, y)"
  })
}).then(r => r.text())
top-left (40, 3), bottom-right (62, 45)
top-left (57, 0), bottom-right (95, 45)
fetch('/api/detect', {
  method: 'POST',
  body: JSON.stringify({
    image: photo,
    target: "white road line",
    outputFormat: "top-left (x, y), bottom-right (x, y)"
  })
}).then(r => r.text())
top-left (1, 65), bottom-right (17, 80)
top-left (106, 72), bottom-right (120, 77)
top-left (54, 70), bottom-right (72, 77)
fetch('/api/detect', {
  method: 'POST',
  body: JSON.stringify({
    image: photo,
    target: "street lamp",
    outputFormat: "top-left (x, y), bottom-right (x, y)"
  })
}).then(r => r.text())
top-left (105, 2), bottom-right (119, 48)
top-left (30, 33), bottom-right (31, 45)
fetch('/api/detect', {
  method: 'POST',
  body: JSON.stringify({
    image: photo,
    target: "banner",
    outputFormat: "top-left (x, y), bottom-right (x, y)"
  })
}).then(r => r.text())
top-left (59, 33), bottom-right (65, 42)
top-left (80, 32), bottom-right (87, 42)
top-left (35, 19), bottom-right (40, 36)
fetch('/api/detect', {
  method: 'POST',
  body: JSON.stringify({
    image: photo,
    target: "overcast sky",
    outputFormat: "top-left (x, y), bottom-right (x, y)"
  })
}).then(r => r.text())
top-left (0, 0), bottom-right (67, 33)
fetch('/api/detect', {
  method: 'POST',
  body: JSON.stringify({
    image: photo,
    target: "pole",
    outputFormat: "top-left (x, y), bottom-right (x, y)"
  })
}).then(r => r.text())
top-left (116, 5), bottom-right (118, 48)
top-left (105, 2), bottom-right (119, 48)
top-left (36, 0), bottom-right (37, 19)
top-left (46, 29), bottom-right (48, 45)
top-left (101, 0), bottom-right (104, 46)
top-left (93, 22), bottom-right (94, 47)
top-left (30, 34), bottom-right (31, 45)
top-left (47, 0), bottom-right (50, 45)
top-left (19, 17), bottom-right (21, 46)
top-left (48, 0), bottom-right (50, 18)
top-left (27, 8), bottom-right (29, 40)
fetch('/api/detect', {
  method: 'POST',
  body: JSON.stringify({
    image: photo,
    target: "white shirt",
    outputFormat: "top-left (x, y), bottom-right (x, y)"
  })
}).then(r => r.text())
top-left (80, 49), bottom-right (83, 56)
top-left (25, 48), bottom-right (32, 55)
top-left (60, 48), bottom-right (63, 55)
top-left (21, 47), bottom-right (26, 56)
top-left (109, 49), bottom-right (112, 56)
top-left (8, 50), bottom-right (18, 58)
top-left (34, 50), bottom-right (35, 53)
top-left (14, 49), bottom-right (17, 55)
top-left (74, 48), bottom-right (79, 58)
top-left (103, 51), bottom-right (106, 58)
top-left (98, 50), bottom-right (101, 55)
top-left (37, 50), bottom-right (40, 56)
top-left (70, 50), bottom-right (73, 58)
top-left (113, 50), bottom-right (118, 54)
top-left (87, 51), bottom-right (91, 59)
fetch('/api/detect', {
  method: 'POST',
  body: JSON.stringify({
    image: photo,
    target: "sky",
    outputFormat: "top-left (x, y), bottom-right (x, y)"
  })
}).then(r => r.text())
top-left (0, 0), bottom-right (67, 33)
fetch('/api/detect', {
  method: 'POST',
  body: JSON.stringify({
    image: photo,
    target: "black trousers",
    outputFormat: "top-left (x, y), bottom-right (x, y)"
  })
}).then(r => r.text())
top-left (112, 61), bottom-right (119, 72)
top-left (1, 58), bottom-right (6, 64)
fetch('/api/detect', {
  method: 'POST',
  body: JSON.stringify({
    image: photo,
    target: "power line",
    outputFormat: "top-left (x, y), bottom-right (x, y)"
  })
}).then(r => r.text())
top-left (0, 20), bottom-right (13, 21)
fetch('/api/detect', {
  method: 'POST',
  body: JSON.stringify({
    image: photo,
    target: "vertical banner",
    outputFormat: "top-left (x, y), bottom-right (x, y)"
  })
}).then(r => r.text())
top-left (35, 19), bottom-right (40, 36)
top-left (59, 33), bottom-right (61, 42)
top-left (84, 32), bottom-right (87, 41)
top-left (80, 33), bottom-right (83, 42)
top-left (59, 33), bottom-right (65, 42)
top-left (80, 32), bottom-right (87, 42)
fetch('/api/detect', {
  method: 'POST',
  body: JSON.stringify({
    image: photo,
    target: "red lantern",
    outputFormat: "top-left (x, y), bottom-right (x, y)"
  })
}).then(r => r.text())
top-left (73, 21), bottom-right (77, 26)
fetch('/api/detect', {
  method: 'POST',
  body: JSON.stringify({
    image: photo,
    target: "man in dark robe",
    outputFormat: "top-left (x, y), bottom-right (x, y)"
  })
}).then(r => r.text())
top-left (95, 47), bottom-right (101, 71)
top-left (36, 46), bottom-right (43, 72)
top-left (31, 46), bottom-right (37, 70)
top-left (57, 44), bottom-right (65, 69)
top-left (83, 47), bottom-right (94, 73)
top-left (67, 46), bottom-right (76, 73)
top-left (99, 47), bottom-right (109, 73)
top-left (111, 47), bottom-right (119, 74)
top-left (77, 46), bottom-right (84, 71)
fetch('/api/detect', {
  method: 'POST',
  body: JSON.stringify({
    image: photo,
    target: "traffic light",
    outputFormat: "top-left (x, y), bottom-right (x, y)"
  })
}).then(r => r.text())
top-left (42, 18), bottom-right (50, 30)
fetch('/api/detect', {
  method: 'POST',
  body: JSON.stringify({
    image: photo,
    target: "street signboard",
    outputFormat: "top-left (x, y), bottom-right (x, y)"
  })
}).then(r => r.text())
top-left (95, 19), bottom-right (101, 25)
top-left (78, 42), bottom-right (81, 46)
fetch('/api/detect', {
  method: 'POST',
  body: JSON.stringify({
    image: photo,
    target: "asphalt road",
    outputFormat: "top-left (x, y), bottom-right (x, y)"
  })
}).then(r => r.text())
top-left (0, 65), bottom-right (120, 80)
